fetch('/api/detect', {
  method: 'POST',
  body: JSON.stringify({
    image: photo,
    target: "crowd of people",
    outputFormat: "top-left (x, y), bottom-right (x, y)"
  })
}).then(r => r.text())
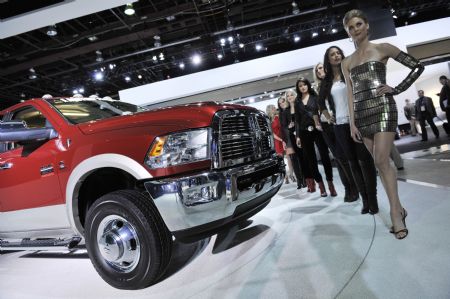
top-left (265, 9), bottom-right (435, 240)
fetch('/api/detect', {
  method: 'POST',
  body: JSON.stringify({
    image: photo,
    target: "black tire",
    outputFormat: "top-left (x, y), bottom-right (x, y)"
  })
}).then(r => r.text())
top-left (85, 190), bottom-right (172, 289)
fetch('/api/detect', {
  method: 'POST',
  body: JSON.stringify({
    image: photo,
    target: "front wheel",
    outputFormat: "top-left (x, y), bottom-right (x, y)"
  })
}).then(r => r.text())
top-left (85, 190), bottom-right (172, 289)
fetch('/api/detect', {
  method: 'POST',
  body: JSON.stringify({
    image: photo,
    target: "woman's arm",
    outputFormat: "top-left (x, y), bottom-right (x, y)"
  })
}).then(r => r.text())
top-left (341, 57), bottom-right (362, 142)
top-left (377, 43), bottom-right (424, 96)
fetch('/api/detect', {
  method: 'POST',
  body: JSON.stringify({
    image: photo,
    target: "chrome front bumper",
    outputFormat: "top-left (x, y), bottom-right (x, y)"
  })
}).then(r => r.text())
top-left (144, 155), bottom-right (284, 233)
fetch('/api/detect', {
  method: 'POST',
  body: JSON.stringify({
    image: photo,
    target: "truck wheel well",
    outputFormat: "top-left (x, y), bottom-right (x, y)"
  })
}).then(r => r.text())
top-left (77, 167), bottom-right (137, 228)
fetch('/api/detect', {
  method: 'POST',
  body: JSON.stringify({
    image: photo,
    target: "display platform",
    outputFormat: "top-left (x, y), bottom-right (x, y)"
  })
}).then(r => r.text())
top-left (1, 144), bottom-right (449, 299)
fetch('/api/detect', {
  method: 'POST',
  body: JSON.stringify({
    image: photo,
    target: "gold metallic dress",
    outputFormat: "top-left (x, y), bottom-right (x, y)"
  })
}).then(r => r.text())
top-left (350, 52), bottom-right (424, 137)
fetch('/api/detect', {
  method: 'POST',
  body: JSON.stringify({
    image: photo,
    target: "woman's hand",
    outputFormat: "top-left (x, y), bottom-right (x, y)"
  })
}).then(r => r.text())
top-left (282, 141), bottom-right (287, 150)
top-left (328, 115), bottom-right (336, 124)
top-left (315, 123), bottom-right (323, 131)
top-left (288, 121), bottom-right (295, 129)
top-left (296, 137), bottom-right (302, 148)
top-left (350, 124), bottom-right (363, 143)
top-left (376, 84), bottom-right (395, 96)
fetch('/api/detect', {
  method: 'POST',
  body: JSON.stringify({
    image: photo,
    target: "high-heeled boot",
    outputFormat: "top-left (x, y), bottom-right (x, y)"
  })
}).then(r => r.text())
top-left (289, 154), bottom-right (304, 189)
top-left (318, 181), bottom-right (327, 197)
top-left (348, 160), bottom-right (370, 213)
top-left (327, 180), bottom-right (337, 197)
top-left (358, 159), bottom-right (378, 214)
top-left (336, 159), bottom-right (358, 202)
top-left (305, 178), bottom-right (314, 192)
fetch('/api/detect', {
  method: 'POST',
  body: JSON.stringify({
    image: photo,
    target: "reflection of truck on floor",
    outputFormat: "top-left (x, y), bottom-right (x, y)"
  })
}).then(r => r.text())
top-left (0, 97), bottom-right (284, 289)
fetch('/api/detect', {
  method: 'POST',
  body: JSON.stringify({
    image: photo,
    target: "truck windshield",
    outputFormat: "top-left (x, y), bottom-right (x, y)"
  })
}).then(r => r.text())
top-left (47, 99), bottom-right (148, 124)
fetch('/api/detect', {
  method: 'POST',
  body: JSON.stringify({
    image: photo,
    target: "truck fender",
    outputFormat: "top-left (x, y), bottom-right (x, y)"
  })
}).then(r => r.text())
top-left (65, 153), bottom-right (152, 235)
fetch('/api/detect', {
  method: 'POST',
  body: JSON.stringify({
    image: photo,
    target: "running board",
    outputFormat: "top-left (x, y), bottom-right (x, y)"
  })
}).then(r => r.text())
top-left (0, 237), bottom-right (82, 251)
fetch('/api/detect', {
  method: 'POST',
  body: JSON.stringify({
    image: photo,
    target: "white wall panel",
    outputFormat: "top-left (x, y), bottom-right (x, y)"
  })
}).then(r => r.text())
top-left (120, 17), bottom-right (450, 120)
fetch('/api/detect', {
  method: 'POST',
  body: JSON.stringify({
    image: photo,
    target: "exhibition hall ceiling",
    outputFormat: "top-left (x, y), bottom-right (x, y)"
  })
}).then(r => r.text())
top-left (0, 0), bottom-right (449, 108)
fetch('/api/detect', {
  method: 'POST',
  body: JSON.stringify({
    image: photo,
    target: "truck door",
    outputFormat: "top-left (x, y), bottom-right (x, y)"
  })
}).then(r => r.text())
top-left (0, 105), bottom-right (65, 233)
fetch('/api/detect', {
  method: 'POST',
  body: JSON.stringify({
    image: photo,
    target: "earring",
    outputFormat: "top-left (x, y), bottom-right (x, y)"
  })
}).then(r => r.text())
top-left (348, 37), bottom-right (353, 42)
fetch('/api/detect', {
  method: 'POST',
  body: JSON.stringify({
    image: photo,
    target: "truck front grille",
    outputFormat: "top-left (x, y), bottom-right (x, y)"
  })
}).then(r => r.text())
top-left (211, 110), bottom-right (274, 168)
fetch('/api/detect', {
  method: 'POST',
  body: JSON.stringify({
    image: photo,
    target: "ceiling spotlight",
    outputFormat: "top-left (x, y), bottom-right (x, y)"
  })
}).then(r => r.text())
top-left (95, 50), bottom-right (104, 62)
top-left (125, 76), bottom-right (131, 82)
top-left (228, 36), bottom-right (234, 43)
top-left (28, 68), bottom-right (37, 79)
top-left (312, 32), bottom-right (318, 38)
top-left (154, 35), bottom-right (161, 47)
top-left (248, 98), bottom-right (255, 103)
top-left (138, 74), bottom-right (142, 79)
top-left (227, 20), bottom-right (234, 31)
top-left (124, 3), bottom-right (135, 16)
top-left (46, 25), bottom-right (57, 37)
top-left (331, 28), bottom-right (338, 34)
top-left (109, 63), bottom-right (116, 70)
top-left (152, 55), bottom-right (158, 62)
top-left (239, 43), bottom-right (245, 48)
top-left (179, 62), bottom-right (185, 69)
top-left (293, 35), bottom-right (300, 42)
top-left (192, 54), bottom-right (201, 65)
top-left (217, 53), bottom-right (223, 60)
top-left (78, 88), bottom-right (84, 94)
top-left (255, 44), bottom-right (263, 51)
top-left (409, 11), bottom-right (417, 17)
top-left (159, 52), bottom-right (165, 61)
top-left (94, 71), bottom-right (104, 81)
top-left (166, 15), bottom-right (176, 21)
top-left (220, 38), bottom-right (226, 46)
top-left (73, 89), bottom-right (78, 95)
top-left (88, 35), bottom-right (98, 42)
top-left (393, 14), bottom-right (398, 19)
top-left (292, 1), bottom-right (300, 15)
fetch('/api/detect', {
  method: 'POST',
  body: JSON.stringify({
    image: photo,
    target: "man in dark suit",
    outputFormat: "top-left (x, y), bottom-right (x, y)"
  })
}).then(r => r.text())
top-left (415, 90), bottom-right (439, 141)
top-left (439, 75), bottom-right (450, 122)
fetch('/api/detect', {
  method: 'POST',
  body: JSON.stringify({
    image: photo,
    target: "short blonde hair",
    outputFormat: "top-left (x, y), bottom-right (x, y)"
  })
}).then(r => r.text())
top-left (343, 9), bottom-right (369, 28)
top-left (285, 89), bottom-right (297, 98)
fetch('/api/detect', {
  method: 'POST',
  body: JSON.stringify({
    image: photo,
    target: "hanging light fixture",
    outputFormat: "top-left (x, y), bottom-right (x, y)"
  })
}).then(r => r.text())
top-left (46, 25), bottom-right (57, 36)
top-left (95, 50), bottom-right (104, 62)
top-left (292, 1), bottom-right (300, 15)
top-left (154, 35), bottom-right (161, 47)
top-left (28, 68), bottom-right (37, 80)
top-left (124, 3), bottom-right (135, 16)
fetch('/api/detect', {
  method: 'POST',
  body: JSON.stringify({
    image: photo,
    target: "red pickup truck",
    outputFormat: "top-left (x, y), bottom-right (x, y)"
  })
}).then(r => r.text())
top-left (0, 97), bottom-right (284, 289)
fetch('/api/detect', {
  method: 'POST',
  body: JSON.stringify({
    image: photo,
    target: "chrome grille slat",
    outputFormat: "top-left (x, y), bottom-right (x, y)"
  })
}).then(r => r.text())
top-left (213, 110), bottom-right (274, 168)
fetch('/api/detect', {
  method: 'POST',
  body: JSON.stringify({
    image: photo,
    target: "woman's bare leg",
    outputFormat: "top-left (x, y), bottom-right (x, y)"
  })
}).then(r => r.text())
top-left (371, 132), bottom-right (406, 238)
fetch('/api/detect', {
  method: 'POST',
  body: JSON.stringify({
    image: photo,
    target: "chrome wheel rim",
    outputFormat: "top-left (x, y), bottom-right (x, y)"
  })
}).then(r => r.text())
top-left (96, 215), bottom-right (141, 272)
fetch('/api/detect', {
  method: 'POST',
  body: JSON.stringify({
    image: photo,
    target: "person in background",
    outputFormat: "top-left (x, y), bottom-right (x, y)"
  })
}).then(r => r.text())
top-left (293, 78), bottom-right (334, 196)
top-left (403, 99), bottom-right (418, 136)
top-left (318, 46), bottom-right (377, 210)
top-left (439, 75), bottom-right (450, 122)
top-left (342, 9), bottom-right (425, 239)
top-left (415, 90), bottom-right (439, 141)
top-left (266, 104), bottom-right (290, 184)
top-left (314, 62), bottom-right (356, 200)
top-left (278, 96), bottom-right (305, 189)
top-left (390, 145), bottom-right (404, 171)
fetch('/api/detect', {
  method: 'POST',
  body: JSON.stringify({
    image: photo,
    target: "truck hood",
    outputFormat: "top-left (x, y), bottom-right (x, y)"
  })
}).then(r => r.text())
top-left (77, 101), bottom-right (254, 135)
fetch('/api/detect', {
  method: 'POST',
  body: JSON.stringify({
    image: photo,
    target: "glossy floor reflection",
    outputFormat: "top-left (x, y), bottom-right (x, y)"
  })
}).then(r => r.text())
top-left (1, 144), bottom-right (449, 299)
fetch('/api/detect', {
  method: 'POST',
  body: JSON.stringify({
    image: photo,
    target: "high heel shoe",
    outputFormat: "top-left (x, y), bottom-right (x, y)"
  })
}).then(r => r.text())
top-left (390, 208), bottom-right (408, 239)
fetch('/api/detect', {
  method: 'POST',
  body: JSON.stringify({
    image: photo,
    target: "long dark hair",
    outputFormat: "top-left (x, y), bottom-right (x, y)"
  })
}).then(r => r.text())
top-left (318, 46), bottom-right (345, 104)
top-left (295, 77), bottom-right (316, 97)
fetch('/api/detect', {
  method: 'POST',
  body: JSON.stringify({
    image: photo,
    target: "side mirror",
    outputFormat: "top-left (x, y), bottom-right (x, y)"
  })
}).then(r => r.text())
top-left (0, 120), bottom-right (58, 142)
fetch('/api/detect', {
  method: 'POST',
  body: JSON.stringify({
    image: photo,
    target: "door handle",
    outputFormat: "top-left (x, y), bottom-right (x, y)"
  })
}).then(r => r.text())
top-left (0, 162), bottom-right (13, 170)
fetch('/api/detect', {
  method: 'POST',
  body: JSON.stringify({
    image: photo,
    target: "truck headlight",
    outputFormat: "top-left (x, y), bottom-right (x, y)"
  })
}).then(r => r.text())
top-left (145, 128), bottom-right (210, 169)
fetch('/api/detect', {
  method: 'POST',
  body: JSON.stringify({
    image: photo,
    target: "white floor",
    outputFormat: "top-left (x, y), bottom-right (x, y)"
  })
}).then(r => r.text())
top-left (1, 145), bottom-right (449, 299)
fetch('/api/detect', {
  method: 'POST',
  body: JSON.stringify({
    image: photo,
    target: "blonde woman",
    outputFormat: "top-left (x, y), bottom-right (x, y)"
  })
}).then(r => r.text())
top-left (342, 9), bottom-right (424, 239)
